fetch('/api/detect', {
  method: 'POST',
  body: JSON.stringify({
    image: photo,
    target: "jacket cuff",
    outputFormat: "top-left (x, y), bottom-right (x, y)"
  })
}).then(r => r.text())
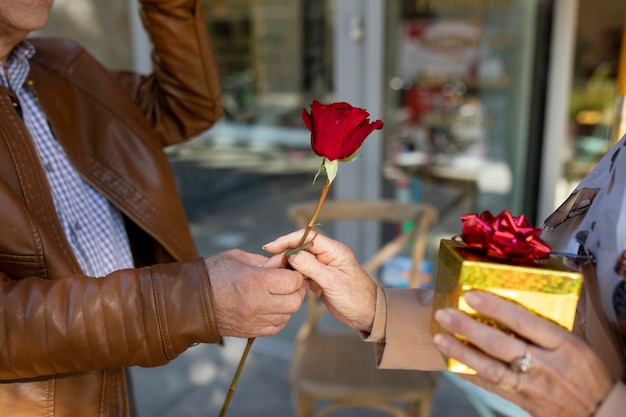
top-left (148, 258), bottom-right (221, 361)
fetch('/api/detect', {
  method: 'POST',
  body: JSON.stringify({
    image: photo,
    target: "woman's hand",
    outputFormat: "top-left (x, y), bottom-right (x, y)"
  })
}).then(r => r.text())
top-left (263, 230), bottom-right (378, 333)
top-left (433, 290), bottom-right (614, 417)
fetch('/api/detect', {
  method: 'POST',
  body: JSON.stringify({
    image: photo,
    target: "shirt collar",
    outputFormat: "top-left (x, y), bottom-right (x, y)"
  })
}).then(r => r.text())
top-left (0, 40), bottom-right (36, 93)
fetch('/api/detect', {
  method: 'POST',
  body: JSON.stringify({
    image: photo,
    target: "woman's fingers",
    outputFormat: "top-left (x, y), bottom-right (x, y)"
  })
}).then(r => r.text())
top-left (433, 291), bottom-right (615, 417)
top-left (461, 291), bottom-right (569, 351)
top-left (434, 307), bottom-right (528, 364)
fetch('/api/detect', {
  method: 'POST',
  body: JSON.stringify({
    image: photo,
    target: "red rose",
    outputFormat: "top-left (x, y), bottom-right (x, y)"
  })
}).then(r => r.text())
top-left (302, 100), bottom-right (384, 161)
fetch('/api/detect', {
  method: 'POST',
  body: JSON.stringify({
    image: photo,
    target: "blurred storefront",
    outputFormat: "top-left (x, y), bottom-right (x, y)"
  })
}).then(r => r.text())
top-left (382, 0), bottom-right (546, 230)
top-left (36, 0), bottom-right (626, 249)
top-left (208, 1), bottom-right (328, 121)
top-left (199, 0), bottom-right (334, 150)
top-left (383, 0), bottom-right (624, 230)
top-left (199, 0), bottom-right (624, 225)
top-left (198, 1), bottom-right (625, 263)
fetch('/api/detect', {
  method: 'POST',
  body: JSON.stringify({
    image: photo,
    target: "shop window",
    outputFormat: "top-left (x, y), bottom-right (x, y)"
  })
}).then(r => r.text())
top-left (384, 0), bottom-right (547, 231)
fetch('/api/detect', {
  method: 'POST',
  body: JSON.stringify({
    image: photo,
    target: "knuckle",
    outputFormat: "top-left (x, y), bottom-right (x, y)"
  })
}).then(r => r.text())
top-left (490, 336), bottom-right (512, 355)
top-left (286, 272), bottom-right (304, 291)
top-left (266, 326), bottom-right (281, 337)
top-left (224, 248), bottom-right (244, 258)
top-left (513, 309), bottom-right (534, 329)
top-left (485, 364), bottom-right (508, 384)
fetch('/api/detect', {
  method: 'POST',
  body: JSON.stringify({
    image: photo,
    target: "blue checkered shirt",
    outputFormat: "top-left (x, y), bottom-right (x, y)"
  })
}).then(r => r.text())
top-left (1, 41), bottom-right (135, 277)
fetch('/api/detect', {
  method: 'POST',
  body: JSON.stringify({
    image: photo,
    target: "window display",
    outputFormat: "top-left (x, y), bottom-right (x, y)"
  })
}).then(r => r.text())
top-left (385, 0), bottom-right (544, 231)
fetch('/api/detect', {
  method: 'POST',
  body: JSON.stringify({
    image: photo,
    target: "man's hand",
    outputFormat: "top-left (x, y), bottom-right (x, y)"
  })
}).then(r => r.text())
top-left (205, 249), bottom-right (306, 338)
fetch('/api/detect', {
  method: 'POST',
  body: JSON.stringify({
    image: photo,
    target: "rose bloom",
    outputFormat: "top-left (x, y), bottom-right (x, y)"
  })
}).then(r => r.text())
top-left (302, 100), bottom-right (384, 161)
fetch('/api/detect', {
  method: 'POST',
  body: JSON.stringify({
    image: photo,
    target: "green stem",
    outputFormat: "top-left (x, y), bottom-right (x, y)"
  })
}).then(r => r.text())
top-left (296, 177), bottom-right (331, 247)
top-left (218, 177), bottom-right (331, 417)
top-left (219, 337), bottom-right (254, 417)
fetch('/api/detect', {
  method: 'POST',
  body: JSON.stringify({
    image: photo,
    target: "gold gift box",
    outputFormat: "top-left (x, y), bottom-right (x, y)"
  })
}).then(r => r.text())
top-left (430, 239), bottom-right (583, 374)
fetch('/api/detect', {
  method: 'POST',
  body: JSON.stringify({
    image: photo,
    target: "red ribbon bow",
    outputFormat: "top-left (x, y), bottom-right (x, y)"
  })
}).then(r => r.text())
top-left (460, 210), bottom-right (551, 260)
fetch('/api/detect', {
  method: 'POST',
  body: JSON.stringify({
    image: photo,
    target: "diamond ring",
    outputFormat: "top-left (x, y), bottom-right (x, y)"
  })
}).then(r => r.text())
top-left (510, 345), bottom-right (532, 373)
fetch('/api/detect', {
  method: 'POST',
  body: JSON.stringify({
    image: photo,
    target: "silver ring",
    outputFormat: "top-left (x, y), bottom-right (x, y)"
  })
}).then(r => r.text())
top-left (510, 345), bottom-right (532, 373)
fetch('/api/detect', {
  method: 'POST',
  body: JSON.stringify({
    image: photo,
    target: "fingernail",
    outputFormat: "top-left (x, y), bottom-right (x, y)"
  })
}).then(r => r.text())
top-left (433, 333), bottom-right (448, 348)
top-left (462, 291), bottom-right (482, 306)
top-left (261, 241), bottom-right (275, 250)
top-left (434, 309), bottom-right (452, 325)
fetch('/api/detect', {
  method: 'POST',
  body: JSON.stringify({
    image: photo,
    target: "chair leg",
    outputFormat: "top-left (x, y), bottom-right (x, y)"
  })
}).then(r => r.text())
top-left (421, 397), bottom-right (433, 417)
top-left (408, 397), bottom-right (433, 417)
top-left (293, 391), bottom-right (314, 417)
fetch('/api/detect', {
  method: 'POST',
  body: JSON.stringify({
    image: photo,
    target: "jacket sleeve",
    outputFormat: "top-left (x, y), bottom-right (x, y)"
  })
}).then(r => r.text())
top-left (0, 258), bottom-right (220, 380)
top-left (365, 288), bottom-right (447, 371)
top-left (115, 0), bottom-right (223, 145)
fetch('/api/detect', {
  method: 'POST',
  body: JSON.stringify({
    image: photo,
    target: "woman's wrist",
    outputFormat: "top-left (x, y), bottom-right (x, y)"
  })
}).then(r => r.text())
top-left (359, 286), bottom-right (386, 342)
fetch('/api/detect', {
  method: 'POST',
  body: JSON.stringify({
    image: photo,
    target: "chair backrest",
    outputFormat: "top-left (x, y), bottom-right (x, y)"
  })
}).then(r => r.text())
top-left (288, 199), bottom-right (438, 286)
top-left (287, 199), bottom-right (438, 330)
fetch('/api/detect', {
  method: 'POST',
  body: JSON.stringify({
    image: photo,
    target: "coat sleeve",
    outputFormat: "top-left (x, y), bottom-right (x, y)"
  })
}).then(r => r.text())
top-left (595, 382), bottom-right (626, 417)
top-left (364, 288), bottom-right (447, 371)
top-left (0, 258), bottom-right (220, 380)
top-left (115, 0), bottom-right (223, 145)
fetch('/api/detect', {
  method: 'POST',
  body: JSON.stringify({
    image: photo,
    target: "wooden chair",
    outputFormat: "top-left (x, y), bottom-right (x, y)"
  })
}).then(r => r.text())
top-left (287, 199), bottom-right (440, 417)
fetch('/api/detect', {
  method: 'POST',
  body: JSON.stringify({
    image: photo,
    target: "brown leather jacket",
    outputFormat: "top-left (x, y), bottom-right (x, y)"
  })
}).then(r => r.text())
top-left (0, 1), bottom-right (223, 415)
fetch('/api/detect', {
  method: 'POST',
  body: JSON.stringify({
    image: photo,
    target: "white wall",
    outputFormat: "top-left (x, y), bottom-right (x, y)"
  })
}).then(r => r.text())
top-left (333, 0), bottom-right (386, 262)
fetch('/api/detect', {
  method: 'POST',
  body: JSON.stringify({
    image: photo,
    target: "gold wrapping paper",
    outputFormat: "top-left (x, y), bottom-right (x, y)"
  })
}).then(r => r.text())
top-left (430, 239), bottom-right (583, 374)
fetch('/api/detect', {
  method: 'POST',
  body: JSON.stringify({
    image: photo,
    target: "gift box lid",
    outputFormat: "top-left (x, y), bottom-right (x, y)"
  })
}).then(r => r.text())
top-left (437, 239), bottom-right (583, 294)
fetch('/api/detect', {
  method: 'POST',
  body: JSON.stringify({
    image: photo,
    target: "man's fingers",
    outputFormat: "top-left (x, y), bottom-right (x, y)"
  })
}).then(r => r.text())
top-left (227, 248), bottom-right (269, 266)
top-left (261, 268), bottom-right (304, 295)
top-left (221, 313), bottom-right (294, 338)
